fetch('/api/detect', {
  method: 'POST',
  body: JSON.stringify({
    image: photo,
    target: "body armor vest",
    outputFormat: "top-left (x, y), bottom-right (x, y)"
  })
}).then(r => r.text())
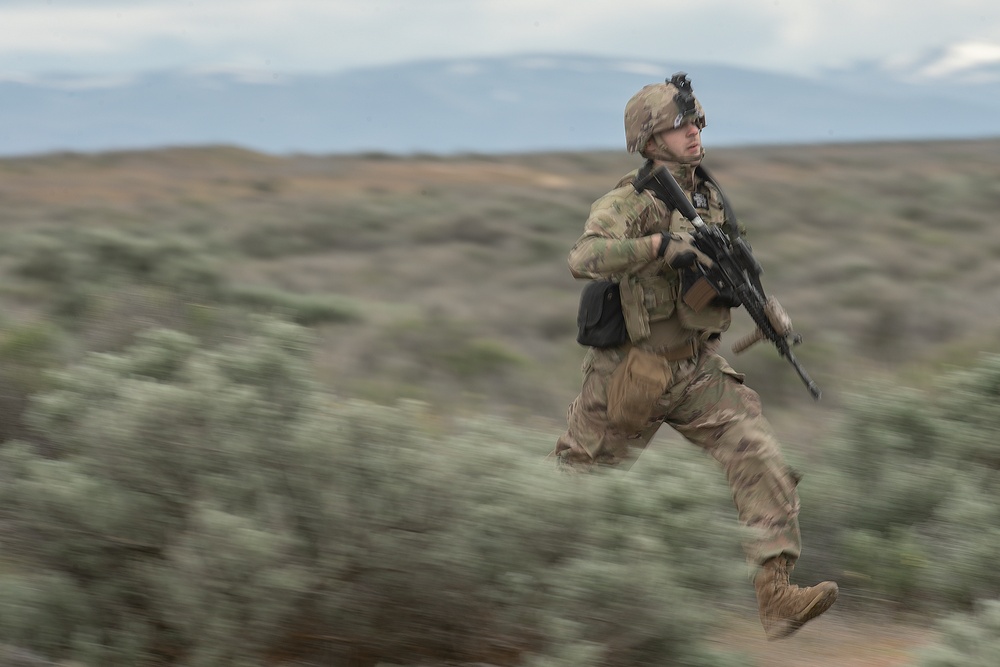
top-left (615, 166), bottom-right (732, 349)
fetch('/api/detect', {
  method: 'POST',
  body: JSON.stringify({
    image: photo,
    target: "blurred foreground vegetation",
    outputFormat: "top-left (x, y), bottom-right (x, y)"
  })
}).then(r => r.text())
top-left (0, 141), bottom-right (999, 664)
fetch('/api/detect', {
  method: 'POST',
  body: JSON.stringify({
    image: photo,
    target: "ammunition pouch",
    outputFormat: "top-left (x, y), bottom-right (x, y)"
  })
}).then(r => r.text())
top-left (576, 280), bottom-right (628, 348)
top-left (619, 274), bottom-right (678, 344)
top-left (681, 266), bottom-right (741, 310)
top-left (677, 267), bottom-right (734, 334)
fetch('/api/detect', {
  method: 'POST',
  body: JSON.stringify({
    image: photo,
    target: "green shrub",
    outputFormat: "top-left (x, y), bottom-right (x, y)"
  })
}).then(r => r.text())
top-left (225, 285), bottom-right (363, 326)
top-left (0, 572), bottom-right (89, 656)
top-left (795, 355), bottom-right (1000, 608)
top-left (11, 232), bottom-right (78, 283)
top-left (0, 321), bottom-right (62, 443)
top-left (916, 599), bottom-right (1000, 667)
top-left (234, 207), bottom-right (390, 258)
top-left (11, 228), bottom-right (225, 327)
top-left (0, 318), bottom-right (748, 666)
top-left (441, 337), bottom-right (526, 378)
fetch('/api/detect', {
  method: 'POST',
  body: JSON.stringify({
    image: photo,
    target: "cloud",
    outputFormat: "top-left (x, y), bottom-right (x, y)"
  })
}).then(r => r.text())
top-left (1, 0), bottom-right (1000, 78)
top-left (920, 41), bottom-right (1000, 77)
top-left (0, 1), bottom-right (478, 76)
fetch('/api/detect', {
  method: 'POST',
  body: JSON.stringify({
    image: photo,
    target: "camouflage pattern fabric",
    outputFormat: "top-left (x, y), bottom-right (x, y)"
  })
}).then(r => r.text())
top-left (554, 347), bottom-right (802, 565)
top-left (625, 79), bottom-right (707, 155)
top-left (555, 162), bottom-right (803, 567)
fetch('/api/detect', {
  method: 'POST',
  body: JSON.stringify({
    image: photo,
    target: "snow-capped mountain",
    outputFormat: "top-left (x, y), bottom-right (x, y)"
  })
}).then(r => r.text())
top-left (2, 52), bottom-right (999, 157)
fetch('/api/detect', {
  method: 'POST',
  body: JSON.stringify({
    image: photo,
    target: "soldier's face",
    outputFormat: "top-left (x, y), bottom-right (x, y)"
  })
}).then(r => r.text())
top-left (654, 122), bottom-right (702, 159)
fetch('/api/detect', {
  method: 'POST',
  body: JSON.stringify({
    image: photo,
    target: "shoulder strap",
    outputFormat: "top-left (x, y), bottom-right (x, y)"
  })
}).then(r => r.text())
top-left (695, 164), bottom-right (743, 241)
top-left (633, 161), bottom-right (745, 242)
top-left (632, 160), bottom-right (657, 195)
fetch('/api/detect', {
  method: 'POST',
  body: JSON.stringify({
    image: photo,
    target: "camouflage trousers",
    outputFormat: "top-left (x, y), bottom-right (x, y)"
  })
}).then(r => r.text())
top-left (554, 344), bottom-right (802, 566)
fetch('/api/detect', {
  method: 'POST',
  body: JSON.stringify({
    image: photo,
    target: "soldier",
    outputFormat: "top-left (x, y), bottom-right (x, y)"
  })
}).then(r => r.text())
top-left (553, 73), bottom-right (838, 640)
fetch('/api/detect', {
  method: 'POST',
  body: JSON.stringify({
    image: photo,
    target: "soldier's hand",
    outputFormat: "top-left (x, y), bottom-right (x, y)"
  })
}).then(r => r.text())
top-left (656, 231), bottom-right (714, 270)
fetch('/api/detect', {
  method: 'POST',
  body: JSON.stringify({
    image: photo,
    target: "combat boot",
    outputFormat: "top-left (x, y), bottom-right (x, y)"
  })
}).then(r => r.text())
top-left (753, 555), bottom-right (838, 640)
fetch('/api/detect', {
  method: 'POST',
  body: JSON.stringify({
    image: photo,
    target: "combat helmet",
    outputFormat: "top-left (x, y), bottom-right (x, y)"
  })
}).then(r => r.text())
top-left (624, 72), bottom-right (706, 155)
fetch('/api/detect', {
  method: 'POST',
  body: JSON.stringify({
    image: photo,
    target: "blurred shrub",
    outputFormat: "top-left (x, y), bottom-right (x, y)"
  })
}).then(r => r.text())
top-left (12, 233), bottom-right (75, 283)
top-left (796, 354), bottom-right (1000, 609)
top-left (7, 225), bottom-right (366, 361)
top-left (14, 228), bottom-right (223, 298)
top-left (235, 206), bottom-right (394, 258)
top-left (441, 337), bottom-right (526, 378)
top-left (236, 217), bottom-right (348, 258)
top-left (378, 313), bottom-right (527, 382)
top-left (921, 483), bottom-right (1000, 606)
top-left (365, 312), bottom-right (564, 412)
top-left (0, 573), bottom-right (88, 656)
top-left (11, 228), bottom-right (224, 333)
top-left (0, 317), bottom-right (748, 666)
top-left (915, 599), bottom-right (1000, 667)
top-left (225, 284), bottom-right (363, 326)
top-left (0, 321), bottom-right (62, 443)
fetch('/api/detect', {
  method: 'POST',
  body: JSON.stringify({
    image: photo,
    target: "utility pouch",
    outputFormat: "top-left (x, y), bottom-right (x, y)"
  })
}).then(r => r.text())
top-left (682, 272), bottom-right (719, 312)
top-left (606, 346), bottom-right (672, 433)
top-left (618, 277), bottom-right (650, 343)
top-left (681, 266), bottom-right (741, 312)
top-left (576, 280), bottom-right (628, 348)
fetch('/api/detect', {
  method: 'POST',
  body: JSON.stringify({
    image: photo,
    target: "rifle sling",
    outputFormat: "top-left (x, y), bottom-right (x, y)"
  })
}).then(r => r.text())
top-left (695, 164), bottom-right (743, 243)
top-left (632, 160), bottom-right (743, 242)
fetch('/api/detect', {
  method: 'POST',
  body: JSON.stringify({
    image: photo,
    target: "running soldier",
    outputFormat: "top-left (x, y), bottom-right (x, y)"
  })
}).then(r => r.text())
top-left (553, 73), bottom-right (838, 640)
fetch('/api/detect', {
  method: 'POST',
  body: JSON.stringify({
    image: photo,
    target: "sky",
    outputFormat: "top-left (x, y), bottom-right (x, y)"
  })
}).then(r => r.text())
top-left (2, 0), bottom-right (1000, 80)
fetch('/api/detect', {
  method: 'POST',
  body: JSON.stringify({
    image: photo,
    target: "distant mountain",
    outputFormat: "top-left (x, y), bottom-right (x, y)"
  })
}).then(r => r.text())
top-left (4, 53), bottom-right (1000, 157)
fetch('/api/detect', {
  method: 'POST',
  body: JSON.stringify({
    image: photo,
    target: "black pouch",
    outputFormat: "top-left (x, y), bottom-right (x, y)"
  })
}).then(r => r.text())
top-left (576, 280), bottom-right (628, 348)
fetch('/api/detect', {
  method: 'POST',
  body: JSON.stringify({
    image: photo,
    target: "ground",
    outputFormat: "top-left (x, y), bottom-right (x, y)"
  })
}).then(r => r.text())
top-left (714, 607), bottom-right (934, 666)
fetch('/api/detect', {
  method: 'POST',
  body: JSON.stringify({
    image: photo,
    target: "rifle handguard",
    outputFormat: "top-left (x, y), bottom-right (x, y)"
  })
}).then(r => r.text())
top-left (732, 297), bottom-right (793, 354)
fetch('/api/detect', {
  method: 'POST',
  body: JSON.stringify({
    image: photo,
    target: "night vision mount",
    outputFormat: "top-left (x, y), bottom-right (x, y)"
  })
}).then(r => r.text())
top-left (669, 72), bottom-right (698, 119)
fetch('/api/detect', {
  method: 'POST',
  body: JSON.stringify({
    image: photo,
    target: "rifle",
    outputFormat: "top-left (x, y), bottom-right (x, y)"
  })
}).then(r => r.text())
top-left (635, 165), bottom-right (822, 401)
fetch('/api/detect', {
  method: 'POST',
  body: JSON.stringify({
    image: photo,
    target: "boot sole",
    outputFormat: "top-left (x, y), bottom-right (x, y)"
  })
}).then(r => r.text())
top-left (768, 582), bottom-right (839, 641)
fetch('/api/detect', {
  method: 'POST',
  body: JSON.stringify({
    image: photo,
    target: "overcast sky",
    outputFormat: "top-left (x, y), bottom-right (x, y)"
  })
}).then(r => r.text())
top-left (3, 0), bottom-right (1000, 79)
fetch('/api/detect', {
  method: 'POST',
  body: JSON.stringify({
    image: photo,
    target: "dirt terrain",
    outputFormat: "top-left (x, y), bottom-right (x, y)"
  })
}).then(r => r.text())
top-left (715, 608), bottom-right (934, 666)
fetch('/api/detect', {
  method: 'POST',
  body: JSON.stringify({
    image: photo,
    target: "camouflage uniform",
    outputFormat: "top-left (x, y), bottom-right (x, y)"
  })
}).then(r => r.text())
top-left (553, 163), bottom-right (801, 566)
top-left (555, 74), bottom-right (837, 640)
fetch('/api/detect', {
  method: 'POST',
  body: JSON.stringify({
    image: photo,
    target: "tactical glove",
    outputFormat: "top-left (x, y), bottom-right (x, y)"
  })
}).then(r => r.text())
top-left (657, 231), bottom-right (714, 269)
